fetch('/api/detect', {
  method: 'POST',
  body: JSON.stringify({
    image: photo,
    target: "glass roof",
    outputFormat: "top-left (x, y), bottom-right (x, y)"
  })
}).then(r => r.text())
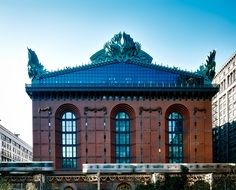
top-left (33, 62), bottom-right (199, 86)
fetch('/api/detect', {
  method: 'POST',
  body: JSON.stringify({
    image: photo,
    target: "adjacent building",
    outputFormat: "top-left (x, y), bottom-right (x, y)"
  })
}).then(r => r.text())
top-left (26, 33), bottom-right (218, 190)
top-left (212, 52), bottom-right (236, 162)
top-left (0, 124), bottom-right (32, 162)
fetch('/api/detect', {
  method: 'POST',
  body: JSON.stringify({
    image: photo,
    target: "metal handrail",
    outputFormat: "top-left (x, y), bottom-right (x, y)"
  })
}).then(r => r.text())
top-left (25, 82), bottom-right (218, 89)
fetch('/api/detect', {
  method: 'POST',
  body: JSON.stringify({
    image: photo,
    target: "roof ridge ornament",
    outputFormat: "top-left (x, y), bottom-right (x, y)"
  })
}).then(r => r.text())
top-left (90, 32), bottom-right (153, 64)
top-left (104, 32), bottom-right (141, 61)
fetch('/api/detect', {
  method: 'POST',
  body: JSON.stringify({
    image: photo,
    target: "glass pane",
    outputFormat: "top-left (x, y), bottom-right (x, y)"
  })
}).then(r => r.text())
top-left (72, 121), bottom-right (76, 131)
top-left (62, 121), bottom-right (66, 132)
top-left (120, 121), bottom-right (125, 132)
top-left (66, 112), bottom-right (71, 119)
top-left (169, 134), bottom-right (172, 144)
top-left (116, 149), bottom-right (120, 157)
top-left (116, 135), bottom-right (119, 144)
top-left (66, 134), bottom-right (72, 144)
top-left (62, 114), bottom-right (66, 119)
top-left (62, 134), bottom-right (65, 144)
top-left (126, 147), bottom-right (130, 154)
top-left (73, 147), bottom-right (76, 157)
top-left (62, 147), bottom-right (66, 157)
top-left (120, 134), bottom-right (126, 144)
top-left (72, 134), bottom-right (76, 144)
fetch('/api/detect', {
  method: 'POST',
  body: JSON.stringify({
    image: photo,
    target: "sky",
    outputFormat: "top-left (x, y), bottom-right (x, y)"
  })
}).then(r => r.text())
top-left (0, 0), bottom-right (235, 146)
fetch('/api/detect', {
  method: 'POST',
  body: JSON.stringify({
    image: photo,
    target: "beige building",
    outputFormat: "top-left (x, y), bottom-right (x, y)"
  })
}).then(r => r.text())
top-left (0, 124), bottom-right (32, 162)
top-left (212, 52), bottom-right (236, 162)
top-left (212, 52), bottom-right (236, 127)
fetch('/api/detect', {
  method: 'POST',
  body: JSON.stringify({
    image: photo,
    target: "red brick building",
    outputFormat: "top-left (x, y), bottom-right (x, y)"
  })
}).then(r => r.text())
top-left (26, 33), bottom-right (218, 189)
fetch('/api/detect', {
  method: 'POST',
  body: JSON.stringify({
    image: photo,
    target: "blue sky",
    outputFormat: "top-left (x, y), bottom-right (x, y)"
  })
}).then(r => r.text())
top-left (0, 0), bottom-right (235, 145)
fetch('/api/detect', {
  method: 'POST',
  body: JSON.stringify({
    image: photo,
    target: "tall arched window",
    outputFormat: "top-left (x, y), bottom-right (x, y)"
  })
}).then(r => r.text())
top-left (168, 112), bottom-right (183, 163)
top-left (115, 112), bottom-right (130, 163)
top-left (61, 112), bottom-right (77, 168)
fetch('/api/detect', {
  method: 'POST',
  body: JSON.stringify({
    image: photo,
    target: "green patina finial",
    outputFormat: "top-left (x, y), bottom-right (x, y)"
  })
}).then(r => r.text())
top-left (90, 32), bottom-right (152, 64)
top-left (104, 32), bottom-right (141, 61)
top-left (27, 48), bottom-right (47, 80)
top-left (196, 50), bottom-right (216, 82)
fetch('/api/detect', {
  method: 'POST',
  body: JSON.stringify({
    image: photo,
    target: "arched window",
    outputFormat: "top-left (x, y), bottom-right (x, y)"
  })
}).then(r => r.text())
top-left (168, 112), bottom-right (183, 163)
top-left (64, 187), bottom-right (73, 190)
top-left (115, 112), bottom-right (130, 163)
top-left (61, 112), bottom-right (77, 168)
top-left (116, 183), bottom-right (131, 190)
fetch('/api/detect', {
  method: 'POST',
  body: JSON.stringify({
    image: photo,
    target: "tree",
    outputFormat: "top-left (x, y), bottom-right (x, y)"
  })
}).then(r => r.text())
top-left (0, 178), bottom-right (12, 190)
top-left (212, 174), bottom-right (236, 190)
top-left (191, 180), bottom-right (210, 190)
top-left (162, 174), bottom-right (185, 190)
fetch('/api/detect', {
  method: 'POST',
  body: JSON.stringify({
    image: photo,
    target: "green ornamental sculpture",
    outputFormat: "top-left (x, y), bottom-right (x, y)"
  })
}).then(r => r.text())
top-left (27, 48), bottom-right (47, 80)
top-left (90, 32), bottom-right (152, 64)
top-left (104, 32), bottom-right (141, 61)
top-left (196, 50), bottom-right (216, 82)
top-left (205, 50), bottom-right (216, 81)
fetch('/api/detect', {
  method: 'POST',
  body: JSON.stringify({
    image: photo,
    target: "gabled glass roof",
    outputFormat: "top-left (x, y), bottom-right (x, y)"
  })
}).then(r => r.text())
top-left (26, 33), bottom-right (218, 98)
top-left (33, 61), bottom-right (203, 86)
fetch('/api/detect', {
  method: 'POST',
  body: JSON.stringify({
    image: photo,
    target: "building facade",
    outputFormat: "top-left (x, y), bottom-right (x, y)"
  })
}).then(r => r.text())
top-left (26, 33), bottom-right (217, 189)
top-left (0, 124), bottom-right (32, 162)
top-left (212, 52), bottom-right (236, 162)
